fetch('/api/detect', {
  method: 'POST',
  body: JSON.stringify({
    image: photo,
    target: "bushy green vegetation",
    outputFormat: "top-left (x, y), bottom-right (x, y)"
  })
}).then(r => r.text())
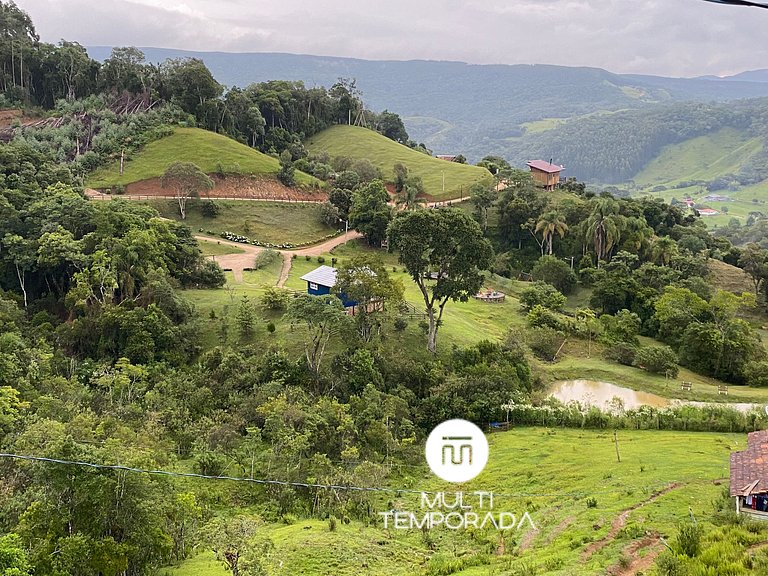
top-left (306, 125), bottom-right (494, 199)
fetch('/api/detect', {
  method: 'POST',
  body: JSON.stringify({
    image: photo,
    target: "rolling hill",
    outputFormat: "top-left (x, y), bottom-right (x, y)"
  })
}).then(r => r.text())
top-left (87, 47), bottom-right (768, 164)
top-left (87, 127), bottom-right (318, 189)
top-left (305, 125), bottom-right (493, 200)
top-left (633, 127), bottom-right (764, 188)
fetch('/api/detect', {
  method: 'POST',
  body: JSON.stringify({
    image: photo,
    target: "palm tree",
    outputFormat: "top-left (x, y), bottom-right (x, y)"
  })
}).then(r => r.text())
top-left (651, 236), bottom-right (679, 266)
top-left (585, 197), bottom-right (623, 266)
top-left (396, 176), bottom-right (427, 211)
top-left (535, 211), bottom-right (568, 255)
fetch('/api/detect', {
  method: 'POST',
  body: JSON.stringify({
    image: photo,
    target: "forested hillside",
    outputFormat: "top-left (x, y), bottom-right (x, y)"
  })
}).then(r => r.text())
top-left (504, 98), bottom-right (768, 183)
top-left (5, 3), bottom-right (768, 575)
top-left (86, 47), bottom-right (768, 165)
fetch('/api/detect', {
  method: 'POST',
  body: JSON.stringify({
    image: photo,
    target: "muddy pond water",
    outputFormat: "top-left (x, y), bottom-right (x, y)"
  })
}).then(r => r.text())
top-left (548, 379), bottom-right (760, 413)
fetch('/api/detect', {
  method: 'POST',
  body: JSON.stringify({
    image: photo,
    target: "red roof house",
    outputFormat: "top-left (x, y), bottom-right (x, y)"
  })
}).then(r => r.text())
top-left (527, 160), bottom-right (564, 190)
top-left (730, 430), bottom-right (768, 517)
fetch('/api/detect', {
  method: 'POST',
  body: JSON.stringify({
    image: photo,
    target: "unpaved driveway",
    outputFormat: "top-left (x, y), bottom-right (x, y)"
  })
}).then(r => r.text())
top-left (197, 231), bottom-right (363, 284)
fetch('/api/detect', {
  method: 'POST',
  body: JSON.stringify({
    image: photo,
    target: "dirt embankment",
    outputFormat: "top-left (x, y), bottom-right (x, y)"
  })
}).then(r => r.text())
top-left (119, 174), bottom-right (328, 202)
top-left (0, 109), bottom-right (23, 129)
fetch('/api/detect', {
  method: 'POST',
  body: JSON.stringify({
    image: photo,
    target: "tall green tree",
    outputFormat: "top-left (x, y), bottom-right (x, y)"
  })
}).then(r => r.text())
top-left (535, 210), bottom-right (568, 255)
top-left (738, 242), bottom-right (768, 296)
top-left (161, 161), bottom-right (214, 220)
top-left (388, 208), bottom-right (494, 353)
top-left (395, 175), bottom-right (426, 211)
top-left (469, 183), bottom-right (497, 233)
top-left (585, 197), bottom-right (623, 265)
top-left (334, 255), bottom-right (404, 342)
top-left (651, 236), bottom-right (679, 267)
top-left (349, 179), bottom-right (392, 247)
top-left (285, 294), bottom-right (348, 384)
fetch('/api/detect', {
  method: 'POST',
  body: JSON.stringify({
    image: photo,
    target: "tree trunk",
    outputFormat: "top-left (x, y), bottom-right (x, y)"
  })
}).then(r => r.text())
top-left (426, 307), bottom-right (438, 354)
top-left (177, 194), bottom-right (187, 219)
top-left (15, 263), bottom-right (27, 308)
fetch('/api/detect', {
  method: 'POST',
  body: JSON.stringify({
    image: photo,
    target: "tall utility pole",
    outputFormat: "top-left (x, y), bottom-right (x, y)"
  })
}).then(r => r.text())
top-left (613, 430), bottom-right (621, 463)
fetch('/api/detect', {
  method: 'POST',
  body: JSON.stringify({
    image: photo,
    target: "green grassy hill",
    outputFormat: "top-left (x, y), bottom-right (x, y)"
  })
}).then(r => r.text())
top-left (305, 125), bottom-right (494, 200)
top-left (164, 427), bottom-right (744, 576)
top-left (87, 127), bottom-right (318, 188)
top-left (634, 127), bottom-right (763, 188)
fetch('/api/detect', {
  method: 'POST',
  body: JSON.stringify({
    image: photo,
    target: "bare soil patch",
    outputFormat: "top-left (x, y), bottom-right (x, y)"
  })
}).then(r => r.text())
top-left (582, 483), bottom-right (681, 561)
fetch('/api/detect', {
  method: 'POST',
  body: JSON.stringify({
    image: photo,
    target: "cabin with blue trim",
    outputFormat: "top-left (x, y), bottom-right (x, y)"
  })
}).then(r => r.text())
top-left (300, 265), bottom-right (357, 308)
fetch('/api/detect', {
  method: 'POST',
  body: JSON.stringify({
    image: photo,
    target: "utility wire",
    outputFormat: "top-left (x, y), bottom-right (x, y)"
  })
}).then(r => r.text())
top-left (0, 452), bottom-right (688, 499)
top-left (702, 0), bottom-right (768, 8)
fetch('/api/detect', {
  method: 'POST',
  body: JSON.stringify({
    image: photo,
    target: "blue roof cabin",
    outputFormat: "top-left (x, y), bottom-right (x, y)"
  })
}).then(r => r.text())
top-left (300, 265), bottom-right (357, 308)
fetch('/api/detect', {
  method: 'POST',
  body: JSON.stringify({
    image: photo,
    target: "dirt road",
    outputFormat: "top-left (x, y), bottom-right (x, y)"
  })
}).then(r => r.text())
top-left (196, 230), bottom-right (363, 284)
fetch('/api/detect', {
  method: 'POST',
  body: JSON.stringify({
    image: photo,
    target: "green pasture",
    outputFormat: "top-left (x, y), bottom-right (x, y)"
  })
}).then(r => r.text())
top-left (87, 127), bottom-right (318, 188)
top-left (305, 125), bottom-right (493, 200)
top-left (146, 199), bottom-right (337, 245)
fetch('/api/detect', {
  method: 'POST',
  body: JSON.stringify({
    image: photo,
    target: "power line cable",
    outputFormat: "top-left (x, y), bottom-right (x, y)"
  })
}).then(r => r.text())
top-left (0, 452), bottom-right (691, 500)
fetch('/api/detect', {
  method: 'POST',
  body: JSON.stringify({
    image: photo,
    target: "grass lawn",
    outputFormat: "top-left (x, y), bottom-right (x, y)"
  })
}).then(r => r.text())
top-left (87, 127), bottom-right (318, 188)
top-left (198, 239), bottom-right (245, 257)
top-left (305, 125), bottom-right (494, 200)
top-left (148, 199), bottom-right (338, 245)
top-left (166, 427), bottom-right (744, 576)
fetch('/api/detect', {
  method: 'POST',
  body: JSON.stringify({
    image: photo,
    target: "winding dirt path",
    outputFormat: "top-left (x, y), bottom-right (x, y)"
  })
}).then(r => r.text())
top-left (196, 231), bottom-right (363, 285)
top-left (609, 536), bottom-right (664, 576)
top-left (581, 483), bottom-right (681, 562)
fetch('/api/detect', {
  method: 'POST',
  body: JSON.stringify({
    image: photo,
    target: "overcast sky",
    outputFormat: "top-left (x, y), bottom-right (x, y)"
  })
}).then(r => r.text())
top-left (13, 0), bottom-right (768, 77)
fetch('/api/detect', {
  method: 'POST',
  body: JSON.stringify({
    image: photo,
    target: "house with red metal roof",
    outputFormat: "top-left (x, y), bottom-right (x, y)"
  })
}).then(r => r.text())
top-left (730, 430), bottom-right (768, 519)
top-left (527, 160), bottom-right (564, 190)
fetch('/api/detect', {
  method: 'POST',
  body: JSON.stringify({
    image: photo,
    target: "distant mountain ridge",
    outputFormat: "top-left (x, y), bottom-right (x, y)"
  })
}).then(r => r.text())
top-left (87, 47), bottom-right (768, 181)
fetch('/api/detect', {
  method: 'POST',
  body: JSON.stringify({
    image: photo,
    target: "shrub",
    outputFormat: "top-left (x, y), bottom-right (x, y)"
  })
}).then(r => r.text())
top-left (328, 515), bottom-right (338, 532)
top-left (531, 255), bottom-right (577, 294)
top-left (599, 309), bottom-right (641, 345)
top-left (266, 321), bottom-right (276, 334)
top-left (634, 345), bottom-right (679, 377)
top-left (526, 305), bottom-right (570, 331)
top-left (394, 316), bottom-right (408, 332)
top-left (200, 200), bottom-right (221, 218)
top-left (579, 266), bottom-right (605, 287)
top-left (320, 201), bottom-right (341, 227)
top-left (586, 497), bottom-right (598, 508)
top-left (253, 249), bottom-right (280, 270)
top-left (604, 342), bottom-right (638, 366)
top-left (527, 326), bottom-right (565, 361)
top-left (317, 256), bottom-right (325, 264)
top-left (195, 451), bottom-right (226, 476)
top-left (519, 281), bottom-right (567, 312)
top-left (745, 361), bottom-right (768, 387)
top-left (260, 286), bottom-right (291, 311)
top-left (675, 523), bottom-right (702, 557)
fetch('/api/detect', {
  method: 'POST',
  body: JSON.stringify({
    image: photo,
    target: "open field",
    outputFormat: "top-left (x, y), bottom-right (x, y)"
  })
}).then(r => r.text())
top-left (305, 125), bottom-right (494, 200)
top-left (165, 427), bottom-right (751, 576)
top-left (197, 238), bottom-right (245, 257)
top-left (87, 127), bottom-right (318, 188)
top-left (147, 199), bottom-right (338, 246)
top-left (634, 127), bottom-right (763, 188)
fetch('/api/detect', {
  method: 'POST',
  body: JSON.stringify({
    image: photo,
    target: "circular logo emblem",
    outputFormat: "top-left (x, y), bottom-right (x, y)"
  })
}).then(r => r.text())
top-left (425, 419), bottom-right (489, 483)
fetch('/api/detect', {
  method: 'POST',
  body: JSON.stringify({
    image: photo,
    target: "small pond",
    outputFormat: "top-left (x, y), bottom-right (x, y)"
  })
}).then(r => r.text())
top-left (548, 379), bottom-right (761, 413)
